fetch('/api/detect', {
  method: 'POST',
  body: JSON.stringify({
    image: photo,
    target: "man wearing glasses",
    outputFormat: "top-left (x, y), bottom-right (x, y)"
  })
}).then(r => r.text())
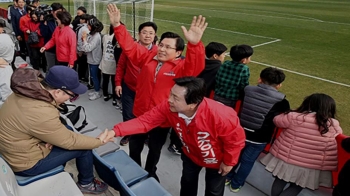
top-left (108, 4), bottom-right (207, 181)
top-left (0, 66), bottom-right (111, 194)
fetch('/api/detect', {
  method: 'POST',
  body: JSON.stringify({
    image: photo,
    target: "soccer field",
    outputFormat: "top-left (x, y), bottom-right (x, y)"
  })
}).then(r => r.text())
top-left (2, 0), bottom-right (350, 134)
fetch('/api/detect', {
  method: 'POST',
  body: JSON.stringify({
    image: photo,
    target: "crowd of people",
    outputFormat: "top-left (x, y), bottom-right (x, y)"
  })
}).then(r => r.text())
top-left (0, 1), bottom-right (349, 196)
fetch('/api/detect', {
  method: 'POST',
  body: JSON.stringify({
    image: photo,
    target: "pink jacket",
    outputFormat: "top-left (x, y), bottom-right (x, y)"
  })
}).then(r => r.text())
top-left (270, 112), bottom-right (342, 171)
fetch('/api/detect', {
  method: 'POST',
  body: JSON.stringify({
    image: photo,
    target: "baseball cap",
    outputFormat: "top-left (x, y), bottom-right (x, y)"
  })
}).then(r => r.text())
top-left (44, 65), bottom-right (87, 95)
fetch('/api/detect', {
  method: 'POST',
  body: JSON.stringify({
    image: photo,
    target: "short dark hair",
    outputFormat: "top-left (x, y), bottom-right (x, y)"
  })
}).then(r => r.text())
top-left (15, 0), bottom-right (24, 3)
top-left (80, 14), bottom-right (93, 21)
top-left (138, 21), bottom-right (157, 33)
top-left (77, 6), bottom-right (87, 14)
top-left (260, 67), bottom-right (285, 86)
top-left (51, 3), bottom-right (63, 11)
top-left (25, 4), bottom-right (35, 12)
top-left (205, 42), bottom-right (227, 58)
top-left (230, 44), bottom-right (253, 62)
top-left (173, 77), bottom-right (206, 105)
top-left (160, 32), bottom-right (185, 51)
top-left (56, 11), bottom-right (72, 26)
top-left (32, 0), bottom-right (39, 4)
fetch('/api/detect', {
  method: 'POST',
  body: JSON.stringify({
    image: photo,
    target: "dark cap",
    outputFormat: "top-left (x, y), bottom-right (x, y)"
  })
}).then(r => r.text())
top-left (44, 66), bottom-right (87, 95)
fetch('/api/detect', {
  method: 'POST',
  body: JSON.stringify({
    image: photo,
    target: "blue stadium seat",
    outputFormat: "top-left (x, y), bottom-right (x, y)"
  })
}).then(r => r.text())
top-left (93, 150), bottom-right (148, 188)
top-left (15, 165), bottom-right (65, 186)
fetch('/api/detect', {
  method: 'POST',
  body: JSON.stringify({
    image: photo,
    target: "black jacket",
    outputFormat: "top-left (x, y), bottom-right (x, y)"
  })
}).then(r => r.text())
top-left (197, 59), bottom-right (221, 97)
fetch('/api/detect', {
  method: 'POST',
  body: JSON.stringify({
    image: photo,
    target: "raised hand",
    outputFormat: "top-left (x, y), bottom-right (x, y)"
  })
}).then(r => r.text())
top-left (107, 4), bottom-right (121, 27)
top-left (181, 15), bottom-right (208, 45)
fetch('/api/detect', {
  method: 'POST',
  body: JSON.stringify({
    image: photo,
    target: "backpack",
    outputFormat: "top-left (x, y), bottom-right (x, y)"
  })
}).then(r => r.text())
top-left (58, 103), bottom-right (88, 131)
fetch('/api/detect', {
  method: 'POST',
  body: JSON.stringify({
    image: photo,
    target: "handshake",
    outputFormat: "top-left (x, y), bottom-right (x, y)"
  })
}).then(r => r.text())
top-left (97, 129), bottom-right (117, 144)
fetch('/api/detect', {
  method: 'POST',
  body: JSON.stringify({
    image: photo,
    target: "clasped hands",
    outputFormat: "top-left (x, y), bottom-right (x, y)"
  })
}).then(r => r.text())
top-left (96, 129), bottom-right (116, 144)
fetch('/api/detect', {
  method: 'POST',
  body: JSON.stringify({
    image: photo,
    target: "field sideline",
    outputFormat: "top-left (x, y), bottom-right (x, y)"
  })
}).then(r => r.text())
top-left (1, 0), bottom-right (350, 135)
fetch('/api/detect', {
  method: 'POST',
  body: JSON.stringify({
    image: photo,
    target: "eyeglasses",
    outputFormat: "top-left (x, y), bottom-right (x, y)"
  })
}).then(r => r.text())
top-left (140, 30), bottom-right (155, 36)
top-left (158, 43), bottom-right (176, 50)
top-left (61, 89), bottom-right (75, 98)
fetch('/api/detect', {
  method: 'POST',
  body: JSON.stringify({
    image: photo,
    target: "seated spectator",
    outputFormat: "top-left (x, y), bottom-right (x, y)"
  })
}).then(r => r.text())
top-left (333, 137), bottom-right (350, 196)
top-left (261, 93), bottom-right (342, 196)
top-left (225, 67), bottom-right (290, 192)
top-left (197, 42), bottom-right (227, 98)
top-left (214, 44), bottom-right (253, 109)
top-left (0, 66), bottom-right (111, 194)
top-left (0, 33), bottom-right (15, 107)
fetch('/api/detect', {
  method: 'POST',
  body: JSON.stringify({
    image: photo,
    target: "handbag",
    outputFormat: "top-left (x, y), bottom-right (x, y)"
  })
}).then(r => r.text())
top-left (27, 31), bottom-right (39, 45)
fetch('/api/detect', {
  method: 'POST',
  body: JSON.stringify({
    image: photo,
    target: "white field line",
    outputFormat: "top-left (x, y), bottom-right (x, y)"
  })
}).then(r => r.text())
top-left (252, 39), bottom-right (281, 48)
top-left (222, 52), bottom-right (350, 87)
top-left (251, 61), bottom-right (350, 88)
top-left (155, 4), bottom-right (350, 26)
top-left (153, 18), bottom-right (279, 40)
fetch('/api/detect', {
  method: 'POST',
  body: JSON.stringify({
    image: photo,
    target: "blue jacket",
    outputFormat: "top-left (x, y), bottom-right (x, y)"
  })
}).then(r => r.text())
top-left (39, 20), bottom-right (56, 53)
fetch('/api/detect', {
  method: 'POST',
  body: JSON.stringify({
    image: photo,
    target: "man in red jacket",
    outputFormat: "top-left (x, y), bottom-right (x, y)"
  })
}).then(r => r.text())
top-left (105, 77), bottom-right (246, 196)
top-left (107, 4), bottom-right (207, 181)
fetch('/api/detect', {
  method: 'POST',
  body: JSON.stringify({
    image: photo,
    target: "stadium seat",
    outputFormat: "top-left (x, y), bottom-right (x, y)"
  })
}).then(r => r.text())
top-left (15, 165), bottom-right (64, 186)
top-left (83, 129), bottom-right (120, 156)
top-left (0, 157), bottom-right (83, 196)
top-left (117, 171), bottom-right (172, 196)
top-left (93, 150), bottom-right (148, 188)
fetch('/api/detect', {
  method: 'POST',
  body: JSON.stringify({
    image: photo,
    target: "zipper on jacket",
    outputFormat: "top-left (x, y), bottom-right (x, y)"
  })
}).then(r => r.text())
top-left (154, 62), bottom-right (163, 83)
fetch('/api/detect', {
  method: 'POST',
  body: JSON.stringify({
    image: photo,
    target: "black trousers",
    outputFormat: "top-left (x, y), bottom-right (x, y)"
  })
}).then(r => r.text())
top-left (169, 128), bottom-right (183, 152)
top-left (76, 53), bottom-right (88, 81)
top-left (18, 39), bottom-right (27, 61)
top-left (102, 73), bottom-right (118, 99)
top-left (129, 126), bottom-right (169, 181)
top-left (180, 153), bottom-right (226, 196)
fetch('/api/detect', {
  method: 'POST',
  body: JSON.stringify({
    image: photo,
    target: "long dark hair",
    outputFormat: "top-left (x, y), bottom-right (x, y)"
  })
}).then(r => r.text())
top-left (294, 93), bottom-right (336, 135)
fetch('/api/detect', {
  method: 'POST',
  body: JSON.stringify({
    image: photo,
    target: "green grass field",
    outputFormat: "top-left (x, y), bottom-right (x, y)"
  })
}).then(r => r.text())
top-left (2, 0), bottom-right (350, 134)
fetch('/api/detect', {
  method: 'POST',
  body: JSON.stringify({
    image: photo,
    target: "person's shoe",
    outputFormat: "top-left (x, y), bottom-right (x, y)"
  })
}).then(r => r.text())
top-left (225, 179), bottom-right (231, 186)
top-left (88, 91), bottom-right (95, 96)
top-left (70, 94), bottom-right (79, 102)
top-left (77, 178), bottom-right (108, 194)
top-left (229, 185), bottom-right (241, 193)
top-left (87, 84), bottom-right (94, 90)
top-left (104, 95), bottom-right (112, 101)
top-left (119, 136), bottom-right (130, 146)
top-left (89, 92), bottom-right (101, 101)
top-left (168, 144), bottom-right (181, 155)
top-left (115, 99), bottom-right (122, 109)
top-left (112, 99), bottom-right (117, 106)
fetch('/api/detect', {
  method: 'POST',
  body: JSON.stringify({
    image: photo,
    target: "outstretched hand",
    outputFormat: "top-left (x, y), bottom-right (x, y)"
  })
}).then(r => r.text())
top-left (107, 4), bottom-right (121, 27)
top-left (181, 15), bottom-right (208, 45)
top-left (97, 129), bottom-right (115, 144)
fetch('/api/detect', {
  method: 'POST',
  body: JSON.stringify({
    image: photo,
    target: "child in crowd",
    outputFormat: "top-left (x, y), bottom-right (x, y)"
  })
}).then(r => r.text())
top-left (226, 67), bottom-right (290, 192)
top-left (82, 17), bottom-right (103, 101)
top-left (261, 93), bottom-right (342, 196)
top-left (99, 24), bottom-right (121, 106)
top-left (333, 137), bottom-right (350, 196)
top-left (214, 44), bottom-right (253, 109)
top-left (197, 42), bottom-right (227, 98)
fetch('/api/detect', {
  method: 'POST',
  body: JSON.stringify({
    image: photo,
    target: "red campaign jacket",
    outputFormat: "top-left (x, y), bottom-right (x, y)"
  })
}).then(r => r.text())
top-left (113, 98), bottom-right (246, 169)
top-left (27, 21), bottom-right (44, 48)
top-left (44, 26), bottom-right (77, 65)
top-left (113, 25), bottom-right (205, 127)
top-left (19, 14), bottom-right (31, 41)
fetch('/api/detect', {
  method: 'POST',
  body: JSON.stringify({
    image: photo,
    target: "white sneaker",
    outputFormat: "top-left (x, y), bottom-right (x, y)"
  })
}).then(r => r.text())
top-left (89, 92), bottom-right (101, 101)
top-left (88, 91), bottom-right (95, 96)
